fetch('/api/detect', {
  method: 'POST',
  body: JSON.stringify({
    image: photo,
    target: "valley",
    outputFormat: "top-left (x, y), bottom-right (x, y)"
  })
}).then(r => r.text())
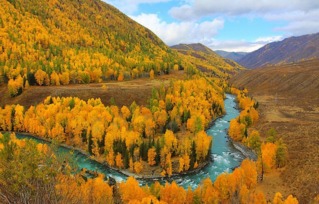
top-left (0, 0), bottom-right (319, 203)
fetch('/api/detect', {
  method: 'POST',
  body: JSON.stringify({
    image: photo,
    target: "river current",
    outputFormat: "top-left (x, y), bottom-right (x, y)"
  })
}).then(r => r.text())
top-left (16, 94), bottom-right (245, 189)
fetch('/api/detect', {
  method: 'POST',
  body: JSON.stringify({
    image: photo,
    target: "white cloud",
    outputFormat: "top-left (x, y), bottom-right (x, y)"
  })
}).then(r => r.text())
top-left (104, 0), bottom-right (171, 14)
top-left (170, 0), bottom-right (319, 20)
top-left (169, 0), bottom-right (319, 47)
top-left (255, 36), bottom-right (283, 43)
top-left (208, 40), bottom-right (263, 52)
top-left (131, 13), bottom-right (224, 45)
top-left (104, 0), bottom-right (319, 52)
top-left (131, 12), bottom-right (285, 52)
top-left (209, 35), bottom-right (284, 52)
top-left (265, 9), bottom-right (319, 35)
top-left (131, 13), bottom-right (287, 52)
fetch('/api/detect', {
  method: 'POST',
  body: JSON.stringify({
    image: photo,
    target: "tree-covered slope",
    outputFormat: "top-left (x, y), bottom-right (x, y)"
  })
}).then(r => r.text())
top-left (171, 43), bottom-right (245, 78)
top-left (0, 0), bottom-right (179, 89)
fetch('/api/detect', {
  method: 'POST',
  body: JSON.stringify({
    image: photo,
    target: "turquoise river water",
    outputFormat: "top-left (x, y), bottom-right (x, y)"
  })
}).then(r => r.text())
top-left (16, 94), bottom-right (248, 189)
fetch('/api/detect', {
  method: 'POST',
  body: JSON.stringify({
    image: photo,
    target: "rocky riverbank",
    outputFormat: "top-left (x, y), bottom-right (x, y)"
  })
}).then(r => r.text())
top-left (231, 140), bottom-right (257, 161)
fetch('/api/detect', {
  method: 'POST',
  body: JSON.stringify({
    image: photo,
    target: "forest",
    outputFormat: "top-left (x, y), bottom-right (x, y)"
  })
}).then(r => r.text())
top-left (0, 77), bottom-right (225, 176)
top-left (0, 0), bottom-right (189, 97)
top-left (0, 88), bottom-right (299, 203)
top-left (0, 0), bottom-right (314, 203)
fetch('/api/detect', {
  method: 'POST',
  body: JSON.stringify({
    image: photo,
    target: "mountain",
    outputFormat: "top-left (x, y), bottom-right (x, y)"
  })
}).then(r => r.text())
top-left (0, 0), bottom-right (179, 86)
top-left (171, 43), bottom-right (245, 77)
top-left (215, 50), bottom-right (248, 62)
top-left (239, 33), bottom-right (319, 69)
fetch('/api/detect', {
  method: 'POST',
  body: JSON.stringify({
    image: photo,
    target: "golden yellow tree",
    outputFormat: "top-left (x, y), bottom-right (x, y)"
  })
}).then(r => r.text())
top-left (115, 153), bottom-right (124, 169)
top-left (147, 148), bottom-right (156, 166)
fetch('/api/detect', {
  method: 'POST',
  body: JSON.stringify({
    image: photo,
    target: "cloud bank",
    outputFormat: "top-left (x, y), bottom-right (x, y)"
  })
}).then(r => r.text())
top-left (170, 0), bottom-right (319, 36)
top-left (105, 0), bottom-right (319, 52)
top-left (131, 13), bottom-right (224, 46)
top-left (170, 0), bottom-right (319, 19)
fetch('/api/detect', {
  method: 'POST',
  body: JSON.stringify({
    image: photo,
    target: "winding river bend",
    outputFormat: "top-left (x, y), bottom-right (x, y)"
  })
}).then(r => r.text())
top-left (15, 94), bottom-right (251, 189)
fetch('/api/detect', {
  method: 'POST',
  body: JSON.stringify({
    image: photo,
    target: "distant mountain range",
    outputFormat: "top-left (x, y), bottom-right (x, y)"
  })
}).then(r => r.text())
top-left (215, 50), bottom-right (248, 62)
top-left (171, 43), bottom-right (245, 76)
top-left (239, 33), bottom-right (319, 69)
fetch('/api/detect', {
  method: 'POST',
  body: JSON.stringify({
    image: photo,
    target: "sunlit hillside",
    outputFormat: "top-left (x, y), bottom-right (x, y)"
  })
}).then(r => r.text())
top-left (0, 0), bottom-right (181, 96)
top-left (172, 43), bottom-right (245, 78)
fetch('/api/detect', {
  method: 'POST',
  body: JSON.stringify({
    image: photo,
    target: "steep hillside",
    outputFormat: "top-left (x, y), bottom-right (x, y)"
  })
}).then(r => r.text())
top-left (171, 43), bottom-right (245, 77)
top-left (239, 33), bottom-right (319, 68)
top-left (230, 59), bottom-right (319, 203)
top-left (215, 50), bottom-right (248, 62)
top-left (0, 0), bottom-right (179, 88)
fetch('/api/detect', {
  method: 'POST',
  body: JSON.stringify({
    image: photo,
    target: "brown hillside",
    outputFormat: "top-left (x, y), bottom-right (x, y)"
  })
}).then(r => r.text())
top-left (230, 59), bottom-right (319, 203)
top-left (239, 33), bottom-right (319, 68)
top-left (232, 59), bottom-right (319, 99)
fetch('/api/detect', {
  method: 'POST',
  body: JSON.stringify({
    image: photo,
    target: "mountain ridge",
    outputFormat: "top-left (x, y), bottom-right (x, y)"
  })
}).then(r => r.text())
top-left (239, 33), bottom-right (319, 68)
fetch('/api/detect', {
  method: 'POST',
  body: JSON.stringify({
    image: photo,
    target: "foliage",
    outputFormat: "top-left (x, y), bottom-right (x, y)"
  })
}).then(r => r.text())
top-left (0, 0), bottom-right (182, 96)
top-left (0, 132), bottom-right (114, 203)
top-left (173, 44), bottom-right (245, 79)
top-left (229, 87), bottom-right (288, 178)
top-left (0, 76), bottom-right (224, 174)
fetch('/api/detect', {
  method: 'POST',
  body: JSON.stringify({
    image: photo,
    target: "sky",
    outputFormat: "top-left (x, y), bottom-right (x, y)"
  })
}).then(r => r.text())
top-left (104, 0), bottom-right (319, 52)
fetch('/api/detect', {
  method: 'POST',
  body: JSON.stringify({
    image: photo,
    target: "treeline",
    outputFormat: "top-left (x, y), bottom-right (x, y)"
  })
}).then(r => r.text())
top-left (0, 0), bottom-right (188, 97)
top-left (0, 77), bottom-right (224, 176)
top-left (0, 132), bottom-right (300, 204)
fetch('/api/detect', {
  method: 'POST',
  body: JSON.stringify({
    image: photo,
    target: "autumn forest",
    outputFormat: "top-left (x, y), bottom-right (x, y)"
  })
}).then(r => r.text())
top-left (0, 0), bottom-right (317, 203)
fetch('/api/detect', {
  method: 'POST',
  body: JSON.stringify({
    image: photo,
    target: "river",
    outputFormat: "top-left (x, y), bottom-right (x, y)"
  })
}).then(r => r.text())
top-left (15, 94), bottom-right (250, 189)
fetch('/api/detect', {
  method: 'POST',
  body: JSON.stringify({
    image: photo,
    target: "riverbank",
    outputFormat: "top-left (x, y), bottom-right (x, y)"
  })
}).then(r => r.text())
top-left (231, 140), bottom-right (257, 161)
top-left (223, 93), bottom-right (257, 161)
top-left (3, 131), bottom-right (212, 181)
top-left (2, 94), bottom-right (257, 187)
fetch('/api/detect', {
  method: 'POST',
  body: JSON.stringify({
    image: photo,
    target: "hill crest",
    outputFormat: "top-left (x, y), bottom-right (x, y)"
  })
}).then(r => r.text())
top-left (171, 43), bottom-right (245, 77)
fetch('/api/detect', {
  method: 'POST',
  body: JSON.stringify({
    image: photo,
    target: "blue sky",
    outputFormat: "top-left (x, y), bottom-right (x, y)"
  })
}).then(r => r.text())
top-left (104, 0), bottom-right (319, 52)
